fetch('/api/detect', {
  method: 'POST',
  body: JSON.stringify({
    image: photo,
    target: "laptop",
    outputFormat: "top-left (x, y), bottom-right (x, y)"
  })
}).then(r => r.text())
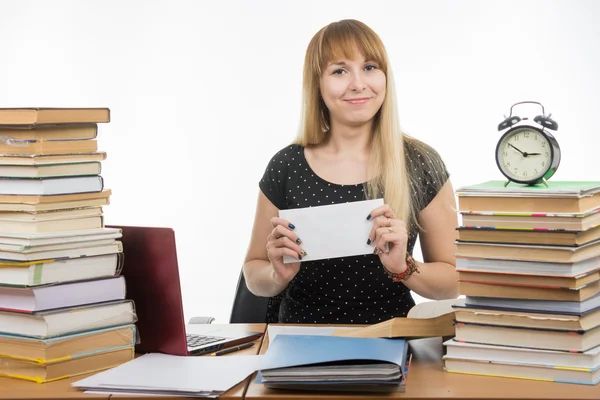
top-left (107, 225), bottom-right (263, 356)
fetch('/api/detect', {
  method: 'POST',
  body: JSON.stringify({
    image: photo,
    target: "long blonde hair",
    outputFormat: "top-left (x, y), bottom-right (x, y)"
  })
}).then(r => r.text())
top-left (293, 19), bottom-right (431, 229)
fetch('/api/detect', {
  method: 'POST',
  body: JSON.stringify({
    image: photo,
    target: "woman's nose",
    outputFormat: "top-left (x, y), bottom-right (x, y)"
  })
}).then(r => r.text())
top-left (349, 72), bottom-right (366, 91)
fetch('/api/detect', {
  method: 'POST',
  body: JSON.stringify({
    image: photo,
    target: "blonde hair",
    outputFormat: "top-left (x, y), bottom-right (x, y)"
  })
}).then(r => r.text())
top-left (293, 19), bottom-right (437, 229)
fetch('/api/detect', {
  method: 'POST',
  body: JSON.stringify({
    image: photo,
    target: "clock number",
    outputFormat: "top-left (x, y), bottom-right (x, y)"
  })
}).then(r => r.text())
top-left (524, 132), bottom-right (530, 138)
top-left (545, 151), bottom-right (549, 157)
top-left (507, 161), bottom-right (511, 166)
top-left (541, 142), bottom-right (546, 147)
top-left (513, 135), bottom-right (519, 142)
top-left (541, 161), bottom-right (546, 167)
top-left (523, 172), bottom-right (528, 177)
top-left (534, 169), bottom-right (538, 174)
top-left (501, 151), bottom-right (507, 157)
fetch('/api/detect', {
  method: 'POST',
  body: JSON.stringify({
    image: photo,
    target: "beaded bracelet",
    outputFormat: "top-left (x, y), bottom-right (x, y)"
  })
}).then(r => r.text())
top-left (383, 253), bottom-right (420, 282)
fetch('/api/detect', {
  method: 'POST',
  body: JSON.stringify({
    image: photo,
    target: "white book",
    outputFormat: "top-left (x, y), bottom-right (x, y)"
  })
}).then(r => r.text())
top-left (0, 253), bottom-right (122, 286)
top-left (0, 241), bottom-right (122, 261)
top-left (0, 227), bottom-right (122, 249)
top-left (456, 255), bottom-right (600, 277)
top-left (0, 162), bottom-right (101, 178)
top-left (0, 215), bottom-right (103, 234)
top-left (0, 300), bottom-right (135, 338)
top-left (444, 339), bottom-right (600, 370)
top-left (0, 238), bottom-right (115, 253)
top-left (0, 275), bottom-right (126, 312)
top-left (0, 176), bottom-right (104, 195)
top-left (0, 207), bottom-right (102, 221)
top-left (464, 292), bottom-right (600, 314)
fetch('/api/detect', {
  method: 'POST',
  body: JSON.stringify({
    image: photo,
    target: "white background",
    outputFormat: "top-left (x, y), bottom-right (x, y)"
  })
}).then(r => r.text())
top-left (1, 0), bottom-right (598, 323)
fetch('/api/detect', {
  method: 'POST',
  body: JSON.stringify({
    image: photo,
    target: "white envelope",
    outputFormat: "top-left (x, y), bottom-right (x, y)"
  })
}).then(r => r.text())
top-left (279, 198), bottom-right (383, 263)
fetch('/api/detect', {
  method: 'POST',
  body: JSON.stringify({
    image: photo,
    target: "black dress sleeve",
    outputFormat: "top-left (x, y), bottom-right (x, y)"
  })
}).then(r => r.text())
top-left (406, 140), bottom-right (450, 212)
top-left (258, 146), bottom-right (293, 210)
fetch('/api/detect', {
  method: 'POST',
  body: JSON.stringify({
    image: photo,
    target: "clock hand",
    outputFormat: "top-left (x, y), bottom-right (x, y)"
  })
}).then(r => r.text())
top-left (526, 152), bottom-right (541, 156)
top-left (507, 142), bottom-right (526, 156)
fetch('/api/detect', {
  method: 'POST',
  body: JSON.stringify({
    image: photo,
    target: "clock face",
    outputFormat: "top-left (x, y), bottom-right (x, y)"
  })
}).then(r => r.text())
top-left (496, 127), bottom-right (552, 183)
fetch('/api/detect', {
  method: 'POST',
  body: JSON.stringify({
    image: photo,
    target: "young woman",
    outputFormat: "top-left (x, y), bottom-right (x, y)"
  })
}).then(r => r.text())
top-left (243, 19), bottom-right (459, 324)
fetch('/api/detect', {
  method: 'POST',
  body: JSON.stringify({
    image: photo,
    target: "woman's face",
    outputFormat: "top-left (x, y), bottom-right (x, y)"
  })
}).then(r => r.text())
top-left (320, 53), bottom-right (386, 130)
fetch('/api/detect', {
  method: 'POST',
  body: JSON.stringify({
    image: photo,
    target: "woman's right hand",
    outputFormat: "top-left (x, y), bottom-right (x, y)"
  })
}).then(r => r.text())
top-left (266, 217), bottom-right (305, 286)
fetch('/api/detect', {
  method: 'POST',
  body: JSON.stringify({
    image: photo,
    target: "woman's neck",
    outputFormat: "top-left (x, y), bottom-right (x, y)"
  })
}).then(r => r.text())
top-left (323, 120), bottom-right (372, 159)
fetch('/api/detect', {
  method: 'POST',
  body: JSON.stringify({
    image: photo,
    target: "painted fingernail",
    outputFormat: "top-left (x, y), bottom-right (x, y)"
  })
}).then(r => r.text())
top-left (366, 214), bottom-right (371, 220)
top-left (298, 254), bottom-right (302, 260)
top-left (373, 247), bottom-right (378, 254)
top-left (301, 250), bottom-right (307, 257)
top-left (296, 238), bottom-right (302, 244)
top-left (288, 223), bottom-right (295, 230)
top-left (367, 238), bottom-right (371, 245)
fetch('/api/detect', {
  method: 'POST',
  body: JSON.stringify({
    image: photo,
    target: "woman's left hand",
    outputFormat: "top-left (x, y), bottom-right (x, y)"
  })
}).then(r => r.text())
top-left (366, 204), bottom-right (408, 274)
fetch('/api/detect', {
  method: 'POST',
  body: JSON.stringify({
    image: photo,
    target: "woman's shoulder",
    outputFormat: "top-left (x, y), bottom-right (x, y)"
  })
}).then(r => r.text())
top-left (265, 143), bottom-right (304, 165)
top-left (404, 137), bottom-right (446, 167)
top-left (403, 136), bottom-right (450, 211)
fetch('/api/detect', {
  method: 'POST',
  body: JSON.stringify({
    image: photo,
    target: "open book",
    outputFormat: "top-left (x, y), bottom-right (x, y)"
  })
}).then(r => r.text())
top-left (332, 299), bottom-right (456, 339)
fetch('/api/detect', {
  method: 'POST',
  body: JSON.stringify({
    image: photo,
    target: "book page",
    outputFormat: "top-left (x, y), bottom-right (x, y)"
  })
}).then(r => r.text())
top-left (407, 299), bottom-right (457, 319)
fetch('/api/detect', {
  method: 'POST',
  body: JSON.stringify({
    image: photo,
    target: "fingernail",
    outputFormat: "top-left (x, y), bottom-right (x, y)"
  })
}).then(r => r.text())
top-left (298, 254), bottom-right (302, 260)
top-left (296, 238), bottom-right (302, 244)
top-left (288, 223), bottom-right (295, 230)
top-left (301, 250), bottom-right (307, 257)
top-left (367, 238), bottom-right (371, 245)
top-left (366, 214), bottom-right (371, 220)
top-left (379, 248), bottom-right (384, 254)
top-left (373, 247), bottom-right (378, 254)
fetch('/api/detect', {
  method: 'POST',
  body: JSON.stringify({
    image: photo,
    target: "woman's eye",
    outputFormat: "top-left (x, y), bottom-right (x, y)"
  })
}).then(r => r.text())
top-left (332, 68), bottom-right (345, 75)
top-left (365, 64), bottom-right (377, 71)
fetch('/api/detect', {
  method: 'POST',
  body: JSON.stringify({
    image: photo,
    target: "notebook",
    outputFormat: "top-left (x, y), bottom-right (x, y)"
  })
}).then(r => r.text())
top-left (106, 225), bottom-right (263, 356)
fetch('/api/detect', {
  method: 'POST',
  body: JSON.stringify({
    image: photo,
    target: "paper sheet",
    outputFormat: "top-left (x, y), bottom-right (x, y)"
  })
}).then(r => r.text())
top-left (85, 390), bottom-right (186, 397)
top-left (279, 198), bottom-right (384, 263)
top-left (73, 353), bottom-right (262, 396)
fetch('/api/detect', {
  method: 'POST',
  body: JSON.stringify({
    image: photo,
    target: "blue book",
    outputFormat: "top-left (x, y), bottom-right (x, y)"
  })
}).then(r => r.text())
top-left (256, 335), bottom-right (409, 392)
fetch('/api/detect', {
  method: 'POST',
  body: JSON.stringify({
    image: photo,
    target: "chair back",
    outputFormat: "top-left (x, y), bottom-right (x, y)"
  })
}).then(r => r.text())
top-left (229, 270), bottom-right (270, 323)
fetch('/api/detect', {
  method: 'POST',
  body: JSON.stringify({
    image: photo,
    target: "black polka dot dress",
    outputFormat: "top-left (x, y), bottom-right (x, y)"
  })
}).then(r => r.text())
top-left (259, 144), bottom-right (448, 324)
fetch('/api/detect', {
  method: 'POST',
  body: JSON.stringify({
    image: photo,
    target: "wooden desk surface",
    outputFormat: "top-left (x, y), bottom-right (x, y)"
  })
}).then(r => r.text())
top-left (0, 323), bottom-right (266, 400)
top-left (245, 327), bottom-right (600, 400)
top-left (0, 373), bottom-right (108, 400)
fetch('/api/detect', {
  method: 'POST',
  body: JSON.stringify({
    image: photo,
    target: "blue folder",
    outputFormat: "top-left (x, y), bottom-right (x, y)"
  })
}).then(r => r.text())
top-left (256, 334), bottom-right (409, 388)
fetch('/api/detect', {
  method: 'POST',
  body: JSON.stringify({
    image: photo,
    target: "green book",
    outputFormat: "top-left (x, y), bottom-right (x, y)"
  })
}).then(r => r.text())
top-left (456, 180), bottom-right (600, 197)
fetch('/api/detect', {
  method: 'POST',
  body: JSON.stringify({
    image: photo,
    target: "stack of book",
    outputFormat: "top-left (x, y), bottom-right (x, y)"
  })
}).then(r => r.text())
top-left (0, 108), bottom-right (136, 383)
top-left (443, 180), bottom-right (600, 385)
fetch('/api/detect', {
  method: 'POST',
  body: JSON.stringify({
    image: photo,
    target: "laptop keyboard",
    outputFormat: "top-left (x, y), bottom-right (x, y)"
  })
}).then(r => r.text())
top-left (186, 334), bottom-right (226, 348)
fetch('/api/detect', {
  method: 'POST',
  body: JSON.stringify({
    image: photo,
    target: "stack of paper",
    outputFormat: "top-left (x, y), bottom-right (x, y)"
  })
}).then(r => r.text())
top-left (73, 353), bottom-right (263, 398)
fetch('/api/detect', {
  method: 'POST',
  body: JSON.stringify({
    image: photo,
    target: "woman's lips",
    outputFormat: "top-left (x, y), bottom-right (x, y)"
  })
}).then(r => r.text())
top-left (344, 97), bottom-right (371, 105)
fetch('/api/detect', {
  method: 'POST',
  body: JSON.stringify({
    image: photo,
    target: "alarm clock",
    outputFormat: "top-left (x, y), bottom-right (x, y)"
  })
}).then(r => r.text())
top-left (495, 101), bottom-right (561, 187)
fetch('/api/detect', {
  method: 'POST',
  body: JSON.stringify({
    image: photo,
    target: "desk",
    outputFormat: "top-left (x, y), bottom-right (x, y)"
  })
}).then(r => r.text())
top-left (0, 323), bottom-right (266, 400)
top-left (0, 373), bottom-right (108, 400)
top-left (245, 327), bottom-right (600, 400)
